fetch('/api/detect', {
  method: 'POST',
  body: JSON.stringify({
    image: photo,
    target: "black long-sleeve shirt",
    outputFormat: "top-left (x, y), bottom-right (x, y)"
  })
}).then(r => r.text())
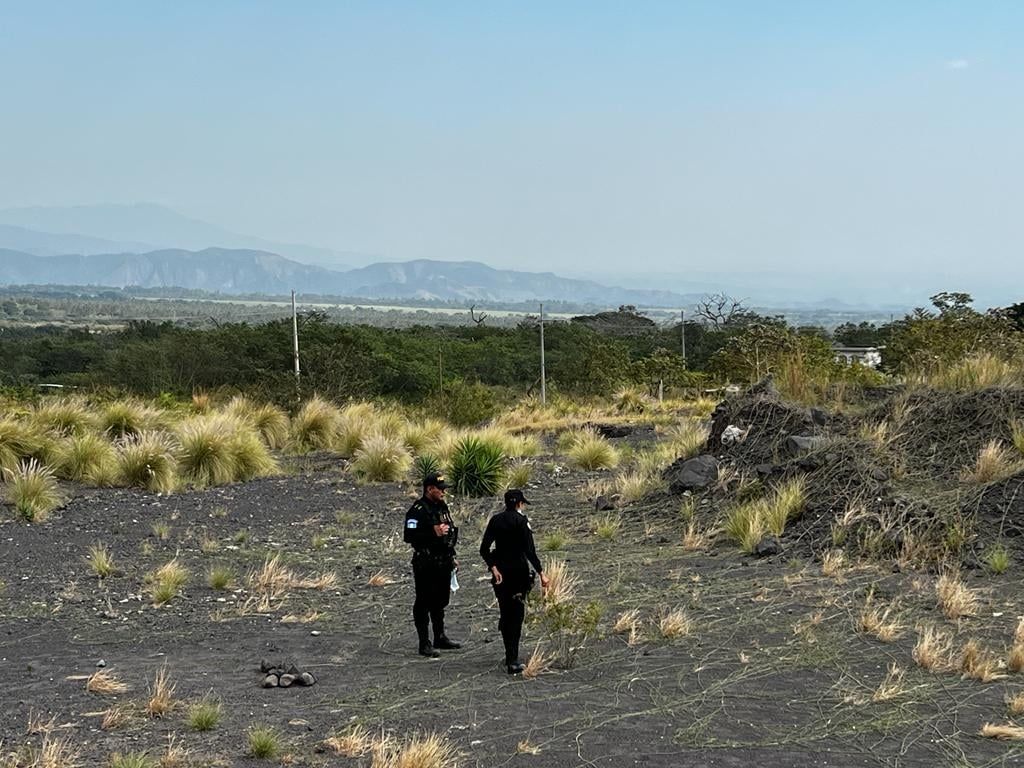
top-left (479, 506), bottom-right (543, 578)
top-left (404, 496), bottom-right (458, 561)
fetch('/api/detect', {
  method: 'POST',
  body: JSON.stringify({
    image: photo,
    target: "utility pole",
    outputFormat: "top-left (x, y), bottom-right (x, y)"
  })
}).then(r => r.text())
top-left (291, 290), bottom-right (301, 386)
top-left (680, 309), bottom-right (687, 368)
top-left (539, 302), bottom-right (547, 405)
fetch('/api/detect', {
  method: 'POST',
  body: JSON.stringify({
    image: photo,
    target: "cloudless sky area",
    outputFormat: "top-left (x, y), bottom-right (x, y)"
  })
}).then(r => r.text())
top-left (1, 1), bottom-right (1021, 302)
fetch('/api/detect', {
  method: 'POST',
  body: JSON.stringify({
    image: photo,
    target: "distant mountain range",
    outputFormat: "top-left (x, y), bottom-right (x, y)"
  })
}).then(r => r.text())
top-left (0, 248), bottom-right (692, 307)
top-left (0, 203), bottom-right (361, 270)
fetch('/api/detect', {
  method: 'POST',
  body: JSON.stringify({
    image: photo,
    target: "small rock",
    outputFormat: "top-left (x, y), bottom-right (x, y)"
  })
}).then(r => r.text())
top-left (809, 408), bottom-right (829, 426)
top-left (96, 659), bottom-right (106, 668)
top-left (754, 535), bottom-right (783, 557)
top-left (869, 467), bottom-right (889, 482)
top-left (594, 495), bottom-right (616, 511)
top-left (279, 674), bottom-right (296, 687)
top-left (784, 435), bottom-right (827, 456)
top-left (262, 674), bottom-right (279, 688)
top-left (299, 672), bottom-right (316, 686)
top-left (310, 630), bottom-right (321, 637)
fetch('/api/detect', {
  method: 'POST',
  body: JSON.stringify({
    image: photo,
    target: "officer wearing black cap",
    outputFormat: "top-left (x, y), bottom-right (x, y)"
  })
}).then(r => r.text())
top-left (404, 472), bottom-right (461, 657)
top-left (479, 488), bottom-right (550, 674)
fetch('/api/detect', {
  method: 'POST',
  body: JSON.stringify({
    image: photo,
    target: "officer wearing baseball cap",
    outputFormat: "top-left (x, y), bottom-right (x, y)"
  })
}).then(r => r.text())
top-left (479, 488), bottom-right (549, 674)
top-left (404, 472), bottom-right (461, 657)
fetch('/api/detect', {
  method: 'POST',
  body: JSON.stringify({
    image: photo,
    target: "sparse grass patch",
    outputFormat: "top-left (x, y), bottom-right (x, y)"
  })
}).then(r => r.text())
top-left (12, 733), bottom-right (83, 768)
top-left (913, 624), bottom-right (955, 672)
top-left (101, 705), bottom-right (133, 731)
top-left (352, 433), bottom-right (413, 483)
top-left (567, 429), bottom-right (620, 471)
top-left (936, 570), bottom-right (978, 621)
top-left (541, 531), bottom-right (569, 551)
top-left (0, 417), bottom-right (47, 475)
top-left (821, 549), bottom-right (847, 578)
top-left (681, 520), bottom-right (709, 551)
top-left (516, 740), bottom-right (541, 755)
top-left (594, 513), bottom-right (621, 542)
top-left (146, 666), bottom-right (176, 718)
top-left (88, 542), bottom-right (116, 579)
top-left (762, 477), bottom-right (807, 536)
top-left (962, 440), bottom-right (1021, 484)
top-left (151, 521), bottom-right (171, 541)
top-left (523, 645), bottom-right (554, 679)
top-left (857, 599), bottom-right (903, 642)
top-left (4, 459), bottom-right (61, 522)
top-left (984, 543), bottom-right (1011, 574)
top-left (147, 559), bottom-right (188, 606)
top-left (368, 570), bottom-right (394, 587)
top-left (370, 732), bottom-right (458, 768)
top-left (614, 469), bottom-right (664, 504)
top-left (541, 559), bottom-right (578, 607)
top-left (505, 459), bottom-right (532, 489)
top-left (1007, 642), bottom-right (1024, 674)
top-left (247, 724), bottom-right (281, 759)
top-left (613, 609), bottom-right (641, 637)
top-left (959, 638), bottom-right (1005, 682)
top-left (102, 400), bottom-right (162, 439)
top-left (658, 608), bottom-right (693, 639)
top-left (1008, 691), bottom-right (1024, 716)
top-left (207, 566), bottom-right (233, 591)
top-left (723, 498), bottom-right (764, 553)
top-left (325, 724), bottom-right (373, 757)
top-left (87, 669), bottom-right (129, 695)
top-left (871, 663), bottom-right (906, 702)
top-left (109, 752), bottom-right (154, 768)
top-left (1012, 418), bottom-right (1024, 457)
top-left (188, 695), bottom-right (222, 731)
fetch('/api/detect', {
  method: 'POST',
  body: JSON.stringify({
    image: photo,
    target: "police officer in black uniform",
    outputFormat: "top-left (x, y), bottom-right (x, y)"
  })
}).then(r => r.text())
top-left (479, 488), bottom-right (550, 674)
top-left (404, 472), bottom-right (462, 658)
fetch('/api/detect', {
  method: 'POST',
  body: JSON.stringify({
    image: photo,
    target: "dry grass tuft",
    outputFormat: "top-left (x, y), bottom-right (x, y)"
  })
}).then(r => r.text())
top-left (4, 459), bottom-right (62, 522)
top-left (516, 740), bottom-right (542, 755)
top-left (857, 600), bottom-right (903, 642)
top-left (980, 723), bottom-right (1024, 741)
top-left (936, 570), bottom-right (979, 621)
top-left (566, 428), bottom-right (620, 471)
top-left (146, 666), bottom-right (176, 718)
top-left (523, 645), bottom-right (554, 679)
top-left (87, 542), bottom-right (117, 579)
top-left (681, 520), bottom-right (709, 551)
top-left (370, 732), bottom-right (458, 768)
top-left (368, 570), bottom-right (395, 587)
top-left (146, 559), bottom-right (189, 606)
top-left (959, 638), bottom-right (1006, 682)
top-left (13, 732), bottom-right (83, 768)
top-left (540, 559), bottom-right (578, 607)
top-left (86, 668), bottom-right (128, 695)
top-left (658, 608), bottom-right (693, 639)
top-left (1008, 643), bottom-right (1024, 674)
top-left (325, 725), bottom-right (374, 758)
top-left (871, 663), bottom-right (906, 702)
top-left (101, 705), bottom-right (133, 731)
top-left (1008, 692), bottom-right (1024, 716)
top-left (821, 549), bottom-right (847, 578)
top-left (962, 440), bottom-right (1022, 484)
top-left (613, 609), bottom-right (641, 636)
top-left (913, 624), bottom-right (955, 672)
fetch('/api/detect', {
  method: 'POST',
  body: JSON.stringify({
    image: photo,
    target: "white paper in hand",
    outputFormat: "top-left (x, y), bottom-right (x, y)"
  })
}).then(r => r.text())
top-left (450, 571), bottom-right (460, 592)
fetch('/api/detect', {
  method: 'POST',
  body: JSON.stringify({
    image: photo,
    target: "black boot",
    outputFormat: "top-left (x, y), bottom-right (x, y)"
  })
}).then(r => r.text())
top-left (434, 635), bottom-right (462, 650)
top-left (417, 623), bottom-right (438, 658)
top-left (419, 640), bottom-right (440, 658)
top-left (507, 660), bottom-right (525, 675)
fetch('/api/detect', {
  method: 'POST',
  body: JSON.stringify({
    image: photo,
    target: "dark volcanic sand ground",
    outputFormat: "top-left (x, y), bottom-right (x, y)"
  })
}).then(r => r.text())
top-left (3, 458), bottom-right (1024, 767)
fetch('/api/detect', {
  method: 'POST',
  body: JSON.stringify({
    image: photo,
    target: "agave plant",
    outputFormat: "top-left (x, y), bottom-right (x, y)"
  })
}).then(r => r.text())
top-left (448, 436), bottom-right (505, 497)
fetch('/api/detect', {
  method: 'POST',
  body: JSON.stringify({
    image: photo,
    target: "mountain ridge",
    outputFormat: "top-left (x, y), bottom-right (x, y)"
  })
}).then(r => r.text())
top-left (0, 248), bottom-right (691, 307)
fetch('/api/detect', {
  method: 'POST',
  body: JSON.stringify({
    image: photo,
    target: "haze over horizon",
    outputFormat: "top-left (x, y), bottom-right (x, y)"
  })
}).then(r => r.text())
top-left (2, 2), bottom-right (1022, 306)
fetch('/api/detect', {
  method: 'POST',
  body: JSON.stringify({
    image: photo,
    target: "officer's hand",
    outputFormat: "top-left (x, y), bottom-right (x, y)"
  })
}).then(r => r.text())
top-left (434, 522), bottom-right (450, 537)
top-left (540, 574), bottom-right (550, 590)
top-left (491, 566), bottom-right (503, 585)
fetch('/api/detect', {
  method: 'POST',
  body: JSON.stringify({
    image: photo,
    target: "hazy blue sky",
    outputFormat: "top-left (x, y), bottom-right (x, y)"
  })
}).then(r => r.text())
top-left (2, 1), bottom-right (1021, 289)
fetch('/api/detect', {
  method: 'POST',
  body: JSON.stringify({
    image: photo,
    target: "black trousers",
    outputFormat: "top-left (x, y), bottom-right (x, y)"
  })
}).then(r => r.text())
top-left (495, 582), bottom-right (531, 664)
top-left (413, 559), bottom-right (451, 644)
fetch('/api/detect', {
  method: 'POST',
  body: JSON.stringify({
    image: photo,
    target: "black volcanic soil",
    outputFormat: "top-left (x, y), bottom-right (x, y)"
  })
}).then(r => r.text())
top-left (2, 456), bottom-right (1023, 767)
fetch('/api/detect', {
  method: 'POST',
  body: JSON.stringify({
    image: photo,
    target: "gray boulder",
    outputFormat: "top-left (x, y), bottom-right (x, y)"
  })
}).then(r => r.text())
top-left (665, 454), bottom-right (719, 494)
top-left (784, 435), bottom-right (827, 456)
top-left (754, 535), bottom-right (783, 557)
